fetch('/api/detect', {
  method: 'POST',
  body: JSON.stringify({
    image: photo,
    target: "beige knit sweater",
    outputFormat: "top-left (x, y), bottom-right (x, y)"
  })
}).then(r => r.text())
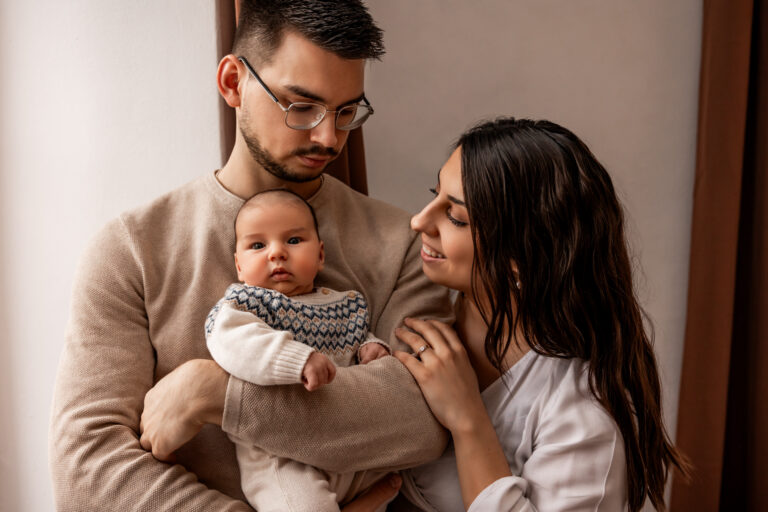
top-left (50, 172), bottom-right (452, 511)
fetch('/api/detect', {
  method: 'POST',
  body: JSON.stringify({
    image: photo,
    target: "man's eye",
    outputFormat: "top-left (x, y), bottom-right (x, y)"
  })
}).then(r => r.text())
top-left (287, 237), bottom-right (301, 245)
top-left (291, 104), bottom-right (315, 113)
top-left (250, 242), bottom-right (265, 250)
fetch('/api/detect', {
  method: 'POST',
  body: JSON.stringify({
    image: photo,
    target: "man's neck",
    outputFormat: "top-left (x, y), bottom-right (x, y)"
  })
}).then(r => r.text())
top-left (216, 150), bottom-right (324, 200)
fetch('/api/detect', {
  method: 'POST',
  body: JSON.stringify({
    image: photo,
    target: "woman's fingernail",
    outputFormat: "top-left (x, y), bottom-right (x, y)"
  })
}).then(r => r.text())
top-left (389, 474), bottom-right (402, 488)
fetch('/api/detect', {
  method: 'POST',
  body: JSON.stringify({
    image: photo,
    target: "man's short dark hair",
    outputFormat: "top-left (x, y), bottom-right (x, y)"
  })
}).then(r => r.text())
top-left (233, 0), bottom-right (385, 66)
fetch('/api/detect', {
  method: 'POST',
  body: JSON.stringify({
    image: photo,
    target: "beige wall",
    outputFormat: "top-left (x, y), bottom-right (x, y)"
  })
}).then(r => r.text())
top-left (0, 1), bottom-right (221, 510)
top-left (363, 2), bottom-right (701, 505)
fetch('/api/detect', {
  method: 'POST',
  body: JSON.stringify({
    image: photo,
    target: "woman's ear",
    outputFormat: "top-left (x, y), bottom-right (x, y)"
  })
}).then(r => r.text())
top-left (217, 54), bottom-right (243, 108)
top-left (512, 261), bottom-right (521, 289)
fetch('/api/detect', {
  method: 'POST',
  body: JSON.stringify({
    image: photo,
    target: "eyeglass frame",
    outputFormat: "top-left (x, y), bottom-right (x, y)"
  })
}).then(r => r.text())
top-left (237, 56), bottom-right (374, 131)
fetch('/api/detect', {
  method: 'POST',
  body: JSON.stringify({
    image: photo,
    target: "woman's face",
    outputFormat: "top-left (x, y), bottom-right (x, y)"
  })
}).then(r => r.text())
top-left (411, 147), bottom-right (475, 295)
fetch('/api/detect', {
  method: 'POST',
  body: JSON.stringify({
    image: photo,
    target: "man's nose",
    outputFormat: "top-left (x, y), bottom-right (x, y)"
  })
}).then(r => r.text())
top-left (309, 114), bottom-right (339, 149)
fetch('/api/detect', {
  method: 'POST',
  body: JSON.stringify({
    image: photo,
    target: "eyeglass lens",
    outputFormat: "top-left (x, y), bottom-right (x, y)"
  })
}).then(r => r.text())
top-left (286, 103), bottom-right (371, 130)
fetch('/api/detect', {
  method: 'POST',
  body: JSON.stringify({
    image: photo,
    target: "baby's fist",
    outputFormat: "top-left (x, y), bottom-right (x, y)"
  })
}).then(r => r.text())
top-left (302, 352), bottom-right (336, 391)
top-left (359, 343), bottom-right (389, 364)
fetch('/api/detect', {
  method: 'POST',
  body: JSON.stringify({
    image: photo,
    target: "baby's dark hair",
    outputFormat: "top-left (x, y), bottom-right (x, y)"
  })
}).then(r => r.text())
top-left (233, 0), bottom-right (385, 67)
top-left (234, 188), bottom-right (320, 242)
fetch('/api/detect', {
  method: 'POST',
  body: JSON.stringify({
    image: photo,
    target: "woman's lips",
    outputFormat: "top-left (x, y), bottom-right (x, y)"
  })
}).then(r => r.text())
top-left (421, 243), bottom-right (445, 260)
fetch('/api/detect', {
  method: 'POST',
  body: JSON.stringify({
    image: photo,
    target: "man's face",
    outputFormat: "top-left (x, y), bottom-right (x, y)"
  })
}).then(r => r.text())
top-left (238, 31), bottom-right (366, 183)
top-left (234, 198), bottom-right (325, 297)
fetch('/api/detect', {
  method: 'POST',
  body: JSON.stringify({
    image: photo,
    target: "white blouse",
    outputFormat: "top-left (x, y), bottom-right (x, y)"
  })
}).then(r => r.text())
top-left (401, 351), bottom-right (628, 511)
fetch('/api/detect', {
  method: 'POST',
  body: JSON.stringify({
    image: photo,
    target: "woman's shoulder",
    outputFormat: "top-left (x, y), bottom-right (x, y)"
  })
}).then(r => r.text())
top-left (530, 356), bottom-right (622, 440)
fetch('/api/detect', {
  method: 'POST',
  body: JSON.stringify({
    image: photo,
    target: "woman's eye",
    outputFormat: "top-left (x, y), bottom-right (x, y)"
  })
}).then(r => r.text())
top-left (287, 237), bottom-right (301, 245)
top-left (428, 187), bottom-right (438, 196)
top-left (446, 209), bottom-right (468, 227)
top-left (250, 242), bottom-right (265, 250)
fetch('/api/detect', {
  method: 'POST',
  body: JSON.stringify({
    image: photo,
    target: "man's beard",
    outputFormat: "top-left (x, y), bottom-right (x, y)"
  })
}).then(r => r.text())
top-left (240, 124), bottom-right (339, 184)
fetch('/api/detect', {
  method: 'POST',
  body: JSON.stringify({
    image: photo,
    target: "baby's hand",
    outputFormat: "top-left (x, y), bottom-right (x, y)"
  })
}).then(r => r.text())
top-left (302, 352), bottom-right (336, 391)
top-left (359, 343), bottom-right (389, 364)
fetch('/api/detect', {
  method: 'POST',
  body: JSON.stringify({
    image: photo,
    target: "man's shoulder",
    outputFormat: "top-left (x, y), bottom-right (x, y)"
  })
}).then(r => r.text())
top-left (314, 175), bottom-right (412, 226)
top-left (116, 173), bottom-right (218, 229)
top-left (85, 172), bottom-right (232, 260)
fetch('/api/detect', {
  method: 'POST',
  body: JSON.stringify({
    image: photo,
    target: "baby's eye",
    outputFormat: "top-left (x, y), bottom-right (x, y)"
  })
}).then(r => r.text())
top-left (287, 237), bottom-right (301, 245)
top-left (250, 242), bottom-right (265, 250)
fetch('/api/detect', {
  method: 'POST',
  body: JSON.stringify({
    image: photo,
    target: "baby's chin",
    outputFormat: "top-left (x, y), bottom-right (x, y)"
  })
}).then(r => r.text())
top-left (242, 280), bottom-right (315, 297)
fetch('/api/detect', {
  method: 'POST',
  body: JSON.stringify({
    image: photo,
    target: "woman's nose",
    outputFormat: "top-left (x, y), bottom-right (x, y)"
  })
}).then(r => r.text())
top-left (411, 202), bottom-right (437, 235)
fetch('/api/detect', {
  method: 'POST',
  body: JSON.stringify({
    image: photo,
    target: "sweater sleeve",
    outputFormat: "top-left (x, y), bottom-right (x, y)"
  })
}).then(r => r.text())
top-left (223, 356), bottom-right (449, 473)
top-left (49, 218), bottom-right (250, 511)
top-left (207, 304), bottom-right (314, 385)
top-left (374, 229), bottom-right (454, 351)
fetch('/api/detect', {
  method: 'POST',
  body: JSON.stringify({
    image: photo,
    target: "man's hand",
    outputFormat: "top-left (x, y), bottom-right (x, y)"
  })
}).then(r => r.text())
top-left (139, 359), bottom-right (228, 461)
top-left (358, 343), bottom-right (389, 364)
top-left (301, 352), bottom-right (336, 391)
top-left (341, 474), bottom-right (401, 511)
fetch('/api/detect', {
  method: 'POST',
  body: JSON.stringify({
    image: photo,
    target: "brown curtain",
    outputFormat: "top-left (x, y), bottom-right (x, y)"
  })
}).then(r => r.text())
top-left (671, 0), bottom-right (767, 510)
top-left (216, 0), bottom-right (369, 194)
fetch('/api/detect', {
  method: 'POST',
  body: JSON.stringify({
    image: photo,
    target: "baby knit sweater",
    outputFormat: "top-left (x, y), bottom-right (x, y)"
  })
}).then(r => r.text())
top-left (205, 284), bottom-right (389, 385)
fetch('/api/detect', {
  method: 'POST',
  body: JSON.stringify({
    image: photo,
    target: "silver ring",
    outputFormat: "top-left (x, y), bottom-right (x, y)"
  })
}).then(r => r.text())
top-left (418, 344), bottom-right (430, 354)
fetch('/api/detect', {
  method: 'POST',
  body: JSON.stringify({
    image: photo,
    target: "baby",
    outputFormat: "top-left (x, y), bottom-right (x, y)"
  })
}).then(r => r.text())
top-left (205, 189), bottom-right (390, 511)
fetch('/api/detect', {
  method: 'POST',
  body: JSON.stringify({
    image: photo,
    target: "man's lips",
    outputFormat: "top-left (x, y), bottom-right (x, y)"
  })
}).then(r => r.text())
top-left (297, 155), bottom-right (330, 168)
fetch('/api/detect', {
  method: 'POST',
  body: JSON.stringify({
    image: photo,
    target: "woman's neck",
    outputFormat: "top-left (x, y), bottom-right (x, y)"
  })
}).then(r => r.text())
top-left (455, 293), bottom-right (531, 391)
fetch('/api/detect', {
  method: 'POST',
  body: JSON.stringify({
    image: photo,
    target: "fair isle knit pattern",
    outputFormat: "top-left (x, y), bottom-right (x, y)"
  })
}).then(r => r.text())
top-left (206, 284), bottom-right (370, 357)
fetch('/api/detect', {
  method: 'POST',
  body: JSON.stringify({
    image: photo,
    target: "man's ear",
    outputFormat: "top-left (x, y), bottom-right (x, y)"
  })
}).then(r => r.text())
top-left (217, 54), bottom-right (244, 108)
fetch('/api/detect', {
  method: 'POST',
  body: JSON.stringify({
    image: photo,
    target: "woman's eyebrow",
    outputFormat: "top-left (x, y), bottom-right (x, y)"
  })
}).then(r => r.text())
top-left (435, 168), bottom-right (465, 205)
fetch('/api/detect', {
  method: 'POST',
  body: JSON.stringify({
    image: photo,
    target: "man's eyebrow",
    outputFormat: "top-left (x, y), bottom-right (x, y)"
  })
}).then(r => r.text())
top-left (284, 84), bottom-right (365, 107)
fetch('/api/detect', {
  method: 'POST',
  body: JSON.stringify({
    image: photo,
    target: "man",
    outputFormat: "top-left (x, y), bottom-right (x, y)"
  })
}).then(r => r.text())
top-left (49, 1), bottom-right (451, 510)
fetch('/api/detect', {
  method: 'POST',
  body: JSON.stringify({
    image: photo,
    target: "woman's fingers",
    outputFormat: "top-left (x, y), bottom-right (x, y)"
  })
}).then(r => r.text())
top-left (394, 325), bottom-right (430, 354)
top-left (427, 318), bottom-right (465, 351)
top-left (393, 350), bottom-right (428, 382)
top-left (402, 317), bottom-right (452, 356)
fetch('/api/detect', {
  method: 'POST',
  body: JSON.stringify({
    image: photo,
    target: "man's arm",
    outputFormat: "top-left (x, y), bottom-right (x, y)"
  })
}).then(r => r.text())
top-left (49, 219), bottom-right (250, 511)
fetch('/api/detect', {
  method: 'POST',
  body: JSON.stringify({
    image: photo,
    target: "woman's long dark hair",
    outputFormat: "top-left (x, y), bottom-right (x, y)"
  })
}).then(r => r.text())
top-left (458, 117), bottom-right (690, 511)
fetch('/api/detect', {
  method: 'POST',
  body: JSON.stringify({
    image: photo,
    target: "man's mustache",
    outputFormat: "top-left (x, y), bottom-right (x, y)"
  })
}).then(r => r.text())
top-left (293, 145), bottom-right (339, 158)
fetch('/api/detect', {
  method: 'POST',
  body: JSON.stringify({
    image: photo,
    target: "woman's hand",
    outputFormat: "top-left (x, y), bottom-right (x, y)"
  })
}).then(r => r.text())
top-left (393, 318), bottom-right (486, 434)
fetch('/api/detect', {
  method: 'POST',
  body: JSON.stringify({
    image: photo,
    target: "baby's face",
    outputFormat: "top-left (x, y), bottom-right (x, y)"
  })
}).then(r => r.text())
top-left (234, 201), bottom-right (324, 296)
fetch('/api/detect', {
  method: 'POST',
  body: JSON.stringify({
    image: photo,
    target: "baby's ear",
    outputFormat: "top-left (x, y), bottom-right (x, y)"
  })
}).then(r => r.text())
top-left (234, 252), bottom-right (244, 281)
top-left (318, 241), bottom-right (325, 269)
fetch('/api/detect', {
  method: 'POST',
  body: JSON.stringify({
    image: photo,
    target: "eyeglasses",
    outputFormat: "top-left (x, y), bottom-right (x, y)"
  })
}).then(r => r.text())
top-left (238, 56), bottom-right (374, 131)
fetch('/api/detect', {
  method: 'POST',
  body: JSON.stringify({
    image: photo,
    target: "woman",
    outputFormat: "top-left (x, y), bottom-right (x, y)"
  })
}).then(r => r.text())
top-left (391, 117), bottom-right (689, 511)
